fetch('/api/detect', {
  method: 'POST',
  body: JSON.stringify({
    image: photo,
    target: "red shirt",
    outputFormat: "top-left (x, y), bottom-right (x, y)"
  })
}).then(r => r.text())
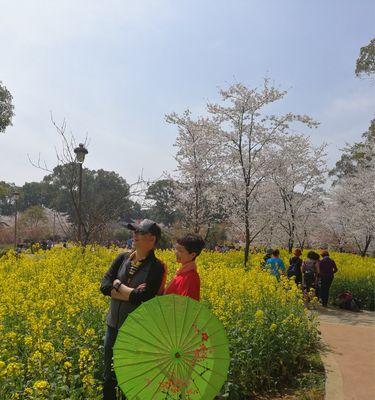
top-left (164, 262), bottom-right (200, 301)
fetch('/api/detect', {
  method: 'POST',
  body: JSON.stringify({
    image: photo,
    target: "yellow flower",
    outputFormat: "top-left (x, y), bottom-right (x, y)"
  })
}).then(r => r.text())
top-left (0, 361), bottom-right (6, 377)
top-left (82, 373), bottom-right (95, 387)
top-left (63, 337), bottom-right (73, 349)
top-left (54, 351), bottom-right (64, 363)
top-left (41, 341), bottom-right (55, 354)
top-left (33, 380), bottom-right (50, 392)
top-left (270, 323), bottom-right (277, 331)
top-left (6, 362), bottom-right (23, 378)
top-left (63, 361), bottom-right (72, 371)
top-left (24, 336), bottom-right (33, 347)
top-left (23, 388), bottom-right (33, 396)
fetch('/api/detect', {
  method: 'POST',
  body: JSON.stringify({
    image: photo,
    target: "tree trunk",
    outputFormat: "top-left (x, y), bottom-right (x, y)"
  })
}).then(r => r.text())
top-left (288, 236), bottom-right (294, 253)
top-left (244, 197), bottom-right (250, 269)
top-left (361, 235), bottom-right (372, 257)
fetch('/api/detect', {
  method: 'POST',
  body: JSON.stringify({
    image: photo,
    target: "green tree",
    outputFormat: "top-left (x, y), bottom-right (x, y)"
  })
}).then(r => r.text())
top-left (330, 119), bottom-right (375, 182)
top-left (145, 179), bottom-right (179, 226)
top-left (42, 165), bottom-right (139, 243)
top-left (0, 181), bottom-right (18, 215)
top-left (0, 82), bottom-right (15, 133)
top-left (19, 205), bottom-right (48, 229)
top-left (356, 38), bottom-right (375, 77)
top-left (17, 181), bottom-right (54, 211)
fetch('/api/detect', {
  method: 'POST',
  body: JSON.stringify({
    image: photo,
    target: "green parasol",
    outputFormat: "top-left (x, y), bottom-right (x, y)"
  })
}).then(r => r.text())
top-left (113, 294), bottom-right (230, 400)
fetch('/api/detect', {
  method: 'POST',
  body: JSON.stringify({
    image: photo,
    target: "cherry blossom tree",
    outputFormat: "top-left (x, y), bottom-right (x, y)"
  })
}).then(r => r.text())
top-left (269, 134), bottom-right (327, 252)
top-left (329, 158), bottom-right (375, 256)
top-left (207, 79), bottom-right (318, 266)
top-left (166, 110), bottom-right (226, 236)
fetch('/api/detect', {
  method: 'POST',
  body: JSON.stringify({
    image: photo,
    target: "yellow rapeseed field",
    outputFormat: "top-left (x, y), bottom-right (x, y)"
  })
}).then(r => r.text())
top-left (1, 246), bottom-right (371, 399)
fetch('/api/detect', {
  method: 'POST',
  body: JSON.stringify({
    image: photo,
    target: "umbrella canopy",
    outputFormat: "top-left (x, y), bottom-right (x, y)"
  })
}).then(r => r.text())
top-left (113, 294), bottom-right (230, 399)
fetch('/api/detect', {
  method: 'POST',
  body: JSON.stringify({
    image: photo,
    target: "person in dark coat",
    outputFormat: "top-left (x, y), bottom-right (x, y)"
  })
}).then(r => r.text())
top-left (301, 251), bottom-right (320, 294)
top-left (318, 250), bottom-right (338, 307)
top-left (100, 219), bottom-right (166, 400)
top-left (287, 248), bottom-right (303, 285)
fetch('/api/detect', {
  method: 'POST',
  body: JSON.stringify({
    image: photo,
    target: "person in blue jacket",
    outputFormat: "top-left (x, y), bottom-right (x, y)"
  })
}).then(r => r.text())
top-left (266, 249), bottom-right (286, 280)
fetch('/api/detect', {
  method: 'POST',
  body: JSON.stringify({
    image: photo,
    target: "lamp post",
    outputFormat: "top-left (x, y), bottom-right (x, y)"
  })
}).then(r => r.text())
top-left (13, 191), bottom-right (20, 249)
top-left (74, 143), bottom-right (88, 243)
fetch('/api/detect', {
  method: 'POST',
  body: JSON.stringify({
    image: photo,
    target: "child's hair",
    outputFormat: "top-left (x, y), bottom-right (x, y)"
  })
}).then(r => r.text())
top-left (294, 248), bottom-right (302, 256)
top-left (272, 249), bottom-right (280, 257)
top-left (307, 251), bottom-right (320, 260)
top-left (177, 234), bottom-right (205, 258)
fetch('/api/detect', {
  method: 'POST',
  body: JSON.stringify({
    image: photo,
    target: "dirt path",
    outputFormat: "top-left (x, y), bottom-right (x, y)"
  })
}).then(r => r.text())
top-left (318, 307), bottom-right (375, 400)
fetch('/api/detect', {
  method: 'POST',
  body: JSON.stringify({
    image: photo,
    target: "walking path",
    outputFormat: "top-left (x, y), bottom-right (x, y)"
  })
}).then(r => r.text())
top-left (318, 307), bottom-right (375, 400)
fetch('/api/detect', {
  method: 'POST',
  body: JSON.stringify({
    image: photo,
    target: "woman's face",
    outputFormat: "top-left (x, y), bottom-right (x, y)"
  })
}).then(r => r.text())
top-left (174, 243), bottom-right (196, 264)
top-left (132, 231), bottom-right (155, 251)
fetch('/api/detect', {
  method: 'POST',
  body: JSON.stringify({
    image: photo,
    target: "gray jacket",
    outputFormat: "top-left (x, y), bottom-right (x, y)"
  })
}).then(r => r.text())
top-left (100, 251), bottom-right (164, 329)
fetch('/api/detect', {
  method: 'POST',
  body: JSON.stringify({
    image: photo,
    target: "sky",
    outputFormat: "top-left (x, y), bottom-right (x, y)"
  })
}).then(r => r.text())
top-left (0, 0), bottom-right (374, 186)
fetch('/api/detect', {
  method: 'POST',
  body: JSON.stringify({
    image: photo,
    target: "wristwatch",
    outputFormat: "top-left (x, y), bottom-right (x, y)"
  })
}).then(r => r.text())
top-left (113, 282), bottom-right (122, 292)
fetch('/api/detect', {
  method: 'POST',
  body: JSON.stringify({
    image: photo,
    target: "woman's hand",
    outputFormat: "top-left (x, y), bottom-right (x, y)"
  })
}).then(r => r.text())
top-left (136, 283), bottom-right (147, 291)
top-left (113, 279), bottom-right (121, 286)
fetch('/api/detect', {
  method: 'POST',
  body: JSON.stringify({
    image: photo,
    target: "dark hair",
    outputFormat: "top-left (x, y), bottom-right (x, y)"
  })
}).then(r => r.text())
top-left (272, 249), bottom-right (280, 257)
top-left (307, 251), bottom-right (320, 261)
top-left (177, 234), bottom-right (205, 258)
top-left (321, 250), bottom-right (329, 257)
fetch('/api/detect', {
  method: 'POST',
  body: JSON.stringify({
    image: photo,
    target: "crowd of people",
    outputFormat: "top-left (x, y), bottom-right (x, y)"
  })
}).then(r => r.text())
top-left (262, 247), bottom-right (338, 307)
top-left (14, 238), bottom-right (68, 253)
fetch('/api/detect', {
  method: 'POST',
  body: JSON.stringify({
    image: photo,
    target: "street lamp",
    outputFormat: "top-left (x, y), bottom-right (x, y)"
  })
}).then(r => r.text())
top-left (13, 191), bottom-right (20, 249)
top-left (74, 143), bottom-right (88, 243)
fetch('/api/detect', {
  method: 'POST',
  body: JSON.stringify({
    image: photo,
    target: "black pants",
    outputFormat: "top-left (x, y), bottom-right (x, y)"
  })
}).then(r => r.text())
top-left (103, 325), bottom-right (126, 400)
top-left (319, 275), bottom-right (334, 307)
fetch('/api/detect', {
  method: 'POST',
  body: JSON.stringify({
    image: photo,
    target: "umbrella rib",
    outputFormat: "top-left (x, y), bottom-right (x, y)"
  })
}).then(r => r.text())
top-left (178, 303), bottom-right (205, 351)
top-left (182, 354), bottom-right (229, 361)
top-left (173, 295), bottom-right (178, 348)
top-left (157, 295), bottom-right (178, 349)
top-left (129, 358), bottom-right (176, 399)
top-left (117, 357), bottom-right (173, 388)
top-left (128, 313), bottom-right (168, 347)
top-left (183, 339), bottom-right (229, 355)
top-left (115, 348), bottom-right (169, 356)
top-left (117, 329), bottom-right (167, 353)
top-left (176, 357), bottom-right (204, 397)
top-left (190, 360), bottom-right (228, 378)
top-left (181, 313), bottom-right (215, 351)
top-left (144, 298), bottom-right (175, 350)
top-left (189, 360), bottom-right (222, 392)
top-left (114, 353), bottom-right (171, 368)
top-left (176, 294), bottom-right (190, 349)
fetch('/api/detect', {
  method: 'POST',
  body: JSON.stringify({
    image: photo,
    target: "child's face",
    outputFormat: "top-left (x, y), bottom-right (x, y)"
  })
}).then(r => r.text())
top-left (174, 243), bottom-right (196, 264)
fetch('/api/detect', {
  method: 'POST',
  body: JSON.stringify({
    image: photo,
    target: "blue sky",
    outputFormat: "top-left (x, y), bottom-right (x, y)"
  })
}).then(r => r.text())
top-left (0, 0), bottom-right (374, 185)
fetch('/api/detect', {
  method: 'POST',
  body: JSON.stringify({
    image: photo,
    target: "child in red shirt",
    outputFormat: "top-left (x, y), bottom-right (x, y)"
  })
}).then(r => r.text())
top-left (164, 234), bottom-right (205, 301)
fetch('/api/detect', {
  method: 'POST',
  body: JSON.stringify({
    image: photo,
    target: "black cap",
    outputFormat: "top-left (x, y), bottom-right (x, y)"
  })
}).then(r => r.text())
top-left (126, 219), bottom-right (161, 240)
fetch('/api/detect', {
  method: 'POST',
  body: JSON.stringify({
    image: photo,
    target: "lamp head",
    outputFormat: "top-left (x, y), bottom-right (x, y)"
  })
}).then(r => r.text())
top-left (74, 143), bottom-right (88, 163)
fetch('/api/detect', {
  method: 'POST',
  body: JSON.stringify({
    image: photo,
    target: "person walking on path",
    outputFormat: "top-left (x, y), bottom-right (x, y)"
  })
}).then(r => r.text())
top-left (99, 219), bottom-right (166, 400)
top-left (301, 251), bottom-right (320, 298)
top-left (164, 234), bottom-right (205, 301)
top-left (287, 248), bottom-right (303, 285)
top-left (318, 250), bottom-right (338, 307)
top-left (266, 249), bottom-right (286, 280)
